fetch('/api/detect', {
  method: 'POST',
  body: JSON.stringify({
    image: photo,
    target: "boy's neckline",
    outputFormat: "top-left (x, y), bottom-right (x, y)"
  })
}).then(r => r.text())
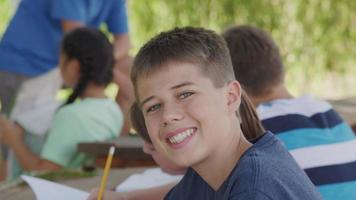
top-left (192, 130), bottom-right (252, 191)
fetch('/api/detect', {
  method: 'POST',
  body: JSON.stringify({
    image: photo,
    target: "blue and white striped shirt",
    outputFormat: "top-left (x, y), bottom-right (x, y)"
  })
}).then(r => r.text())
top-left (257, 95), bottom-right (356, 200)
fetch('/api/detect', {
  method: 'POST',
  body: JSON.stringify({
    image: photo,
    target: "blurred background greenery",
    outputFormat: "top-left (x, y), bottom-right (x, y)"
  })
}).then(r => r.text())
top-left (1, 0), bottom-right (355, 99)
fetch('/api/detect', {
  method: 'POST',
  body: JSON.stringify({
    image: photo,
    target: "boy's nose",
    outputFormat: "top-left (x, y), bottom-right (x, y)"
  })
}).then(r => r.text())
top-left (161, 103), bottom-right (184, 127)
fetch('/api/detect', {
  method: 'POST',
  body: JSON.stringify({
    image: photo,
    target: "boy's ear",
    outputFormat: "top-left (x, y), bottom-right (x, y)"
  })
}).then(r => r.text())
top-left (226, 81), bottom-right (241, 113)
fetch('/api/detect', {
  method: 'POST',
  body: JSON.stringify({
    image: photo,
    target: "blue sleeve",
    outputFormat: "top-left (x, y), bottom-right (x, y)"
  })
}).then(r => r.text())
top-left (106, 0), bottom-right (129, 34)
top-left (50, 0), bottom-right (87, 22)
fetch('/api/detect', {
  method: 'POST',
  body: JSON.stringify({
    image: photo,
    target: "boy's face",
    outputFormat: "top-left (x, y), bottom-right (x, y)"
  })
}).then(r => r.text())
top-left (137, 62), bottom-right (240, 167)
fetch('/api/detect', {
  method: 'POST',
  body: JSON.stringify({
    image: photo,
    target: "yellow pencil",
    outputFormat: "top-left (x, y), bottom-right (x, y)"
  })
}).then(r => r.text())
top-left (97, 146), bottom-right (115, 200)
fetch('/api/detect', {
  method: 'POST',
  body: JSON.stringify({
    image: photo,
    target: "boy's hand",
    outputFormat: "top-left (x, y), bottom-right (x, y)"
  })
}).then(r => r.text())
top-left (0, 116), bottom-right (24, 147)
top-left (87, 188), bottom-right (128, 200)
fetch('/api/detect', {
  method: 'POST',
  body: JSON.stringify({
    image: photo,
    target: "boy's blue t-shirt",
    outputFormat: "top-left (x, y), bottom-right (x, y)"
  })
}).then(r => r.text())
top-left (164, 132), bottom-right (322, 200)
top-left (0, 0), bottom-right (128, 76)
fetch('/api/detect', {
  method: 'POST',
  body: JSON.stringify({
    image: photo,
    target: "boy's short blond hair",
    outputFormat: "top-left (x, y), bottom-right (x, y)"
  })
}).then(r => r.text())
top-left (131, 27), bottom-right (235, 102)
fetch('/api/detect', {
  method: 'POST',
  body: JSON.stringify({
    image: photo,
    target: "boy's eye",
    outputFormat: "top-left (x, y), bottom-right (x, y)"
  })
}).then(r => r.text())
top-left (178, 91), bottom-right (194, 99)
top-left (146, 104), bottom-right (161, 113)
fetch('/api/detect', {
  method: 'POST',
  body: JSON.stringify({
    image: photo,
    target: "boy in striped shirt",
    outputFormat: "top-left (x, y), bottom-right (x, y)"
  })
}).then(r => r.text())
top-left (223, 25), bottom-right (356, 200)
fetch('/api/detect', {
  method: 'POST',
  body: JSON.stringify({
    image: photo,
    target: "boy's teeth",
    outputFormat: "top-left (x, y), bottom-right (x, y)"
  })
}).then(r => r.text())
top-left (169, 129), bottom-right (193, 144)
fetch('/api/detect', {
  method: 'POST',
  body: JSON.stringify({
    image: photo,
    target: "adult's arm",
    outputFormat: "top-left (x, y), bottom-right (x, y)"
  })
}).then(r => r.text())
top-left (114, 53), bottom-right (133, 136)
top-left (113, 34), bottom-right (131, 62)
top-left (105, 0), bottom-right (133, 136)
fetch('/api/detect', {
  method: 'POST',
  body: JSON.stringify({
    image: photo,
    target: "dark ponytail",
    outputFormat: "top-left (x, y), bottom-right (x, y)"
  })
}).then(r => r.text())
top-left (65, 76), bottom-right (90, 105)
top-left (61, 27), bottom-right (113, 105)
top-left (239, 90), bottom-right (265, 140)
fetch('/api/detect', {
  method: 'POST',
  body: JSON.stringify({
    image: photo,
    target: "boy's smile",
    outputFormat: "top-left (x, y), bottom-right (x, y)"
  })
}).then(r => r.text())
top-left (137, 62), bottom-right (240, 167)
top-left (165, 127), bottom-right (196, 149)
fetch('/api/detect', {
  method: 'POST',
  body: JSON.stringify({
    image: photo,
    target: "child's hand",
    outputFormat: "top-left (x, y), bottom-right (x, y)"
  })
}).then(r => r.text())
top-left (142, 141), bottom-right (156, 155)
top-left (0, 116), bottom-right (24, 147)
top-left (142, 141), bottom-right (186, 175)
top-left (87, 188), bottom-right (127, 200)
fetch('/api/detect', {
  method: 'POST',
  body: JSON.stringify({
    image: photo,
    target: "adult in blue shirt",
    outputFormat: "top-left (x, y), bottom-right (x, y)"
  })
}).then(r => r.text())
top-left (0, 0), bottom-right (131, 181)
top-left (0, 0), bottom-right (130, 115)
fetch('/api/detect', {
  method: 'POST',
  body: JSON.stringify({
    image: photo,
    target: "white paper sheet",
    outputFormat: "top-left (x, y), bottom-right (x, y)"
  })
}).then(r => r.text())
top-left (21, 175), bottom-right (89, 200)
top-left (115, 168), bottom-right (183, 192)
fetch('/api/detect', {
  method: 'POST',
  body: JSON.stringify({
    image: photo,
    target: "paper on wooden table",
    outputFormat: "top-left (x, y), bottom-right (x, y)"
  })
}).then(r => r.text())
top-left (21, 175), bottom-right (89, 200)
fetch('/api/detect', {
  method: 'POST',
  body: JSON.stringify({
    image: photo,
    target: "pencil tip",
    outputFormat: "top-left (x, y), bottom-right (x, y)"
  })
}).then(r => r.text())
top-left (109, 146), bottom-right (115, 155)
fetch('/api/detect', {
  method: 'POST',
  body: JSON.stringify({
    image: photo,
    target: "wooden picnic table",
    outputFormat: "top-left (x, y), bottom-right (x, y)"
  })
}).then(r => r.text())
top-left (329, 97), bottom-right (356, 132)
top-left (0, 167), bottom-right (148, 200)
top-left (78, 135), bottom-right (157, 168)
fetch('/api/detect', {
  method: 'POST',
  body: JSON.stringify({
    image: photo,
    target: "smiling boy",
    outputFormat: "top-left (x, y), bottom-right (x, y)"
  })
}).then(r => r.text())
top-left (89, 26), bottom-right (322, 200)
top-left (129, 27), bottom-right (322, 199)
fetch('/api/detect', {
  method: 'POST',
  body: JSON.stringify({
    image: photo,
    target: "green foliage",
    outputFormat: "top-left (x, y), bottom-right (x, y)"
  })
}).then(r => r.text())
top-left (127, 0), bottom-right (355, 98)
top-left (128, 0), bottom-right (356, 72)
top-left (0, 0), bottom-right (14, 37)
